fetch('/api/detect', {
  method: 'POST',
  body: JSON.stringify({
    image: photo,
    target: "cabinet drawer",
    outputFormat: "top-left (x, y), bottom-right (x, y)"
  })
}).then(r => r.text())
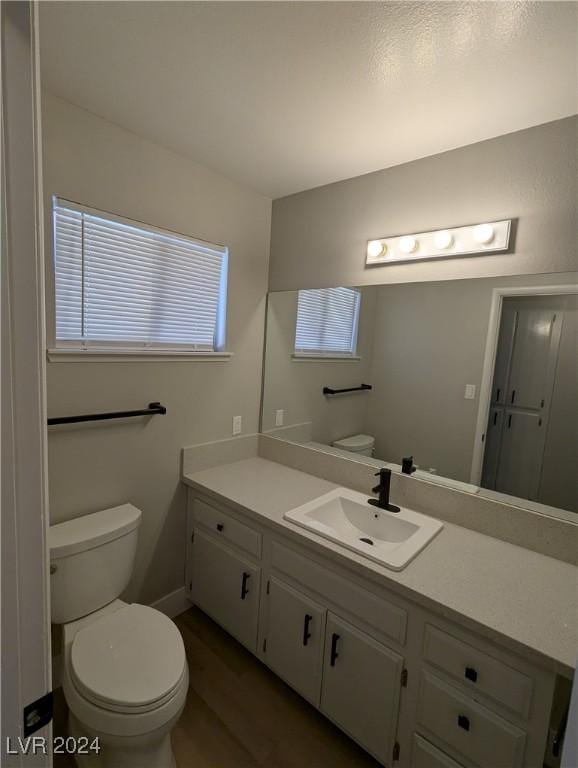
top-left (417, 672), bottom-right (526, 768)
top-left (271, 541), bottom-right (407, 645)
top-left (423, 625), bottom-right (533, 718)
top-left (194, 497), bottom-right (261, 558)
top-left (412, 735), bottom-right (465, 768)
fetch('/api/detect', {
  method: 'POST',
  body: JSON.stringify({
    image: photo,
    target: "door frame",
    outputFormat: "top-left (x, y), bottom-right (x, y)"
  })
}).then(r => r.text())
top-left (470, 283), bottom-right (578, 485)
top-left (1, 1), bottom-right (52, 763)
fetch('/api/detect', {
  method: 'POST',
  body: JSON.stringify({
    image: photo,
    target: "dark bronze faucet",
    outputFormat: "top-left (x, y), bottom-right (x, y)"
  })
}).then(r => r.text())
top-left (368, 468), bottom-right (400, 513)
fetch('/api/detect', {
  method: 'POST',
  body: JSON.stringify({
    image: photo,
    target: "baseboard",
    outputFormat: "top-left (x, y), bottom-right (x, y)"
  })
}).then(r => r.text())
top-left (149, 586), bottom-right (191, 619)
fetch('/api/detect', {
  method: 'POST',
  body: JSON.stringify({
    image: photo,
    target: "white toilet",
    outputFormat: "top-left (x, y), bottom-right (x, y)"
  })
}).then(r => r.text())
top-left (332, 433), bottom-right (375, 457)
top-left (50, 504), bottom-right (189, 768)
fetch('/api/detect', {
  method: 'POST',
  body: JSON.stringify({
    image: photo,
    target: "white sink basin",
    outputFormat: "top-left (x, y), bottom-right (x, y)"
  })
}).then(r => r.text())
top-left (284, 487), bottom-right (443, 571)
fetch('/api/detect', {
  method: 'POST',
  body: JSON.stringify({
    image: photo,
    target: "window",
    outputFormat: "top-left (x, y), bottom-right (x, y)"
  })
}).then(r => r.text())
top-left (52, 198), bottom-right (228, 354)
top-left (294, 287), bottom-right (360, 357)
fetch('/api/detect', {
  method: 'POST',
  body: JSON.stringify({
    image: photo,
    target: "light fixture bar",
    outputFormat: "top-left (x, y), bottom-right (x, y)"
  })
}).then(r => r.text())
top-left (366, 220), bottom-right (511, 266)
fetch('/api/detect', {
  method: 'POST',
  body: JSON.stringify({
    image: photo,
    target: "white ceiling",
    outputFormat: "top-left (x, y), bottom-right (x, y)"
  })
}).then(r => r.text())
top-left (39, 1), bottom-right (578, 199)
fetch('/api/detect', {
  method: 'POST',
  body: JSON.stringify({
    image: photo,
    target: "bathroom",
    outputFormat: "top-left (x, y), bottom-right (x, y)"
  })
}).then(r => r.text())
top-left (2, 2), bottom-right (577, 767)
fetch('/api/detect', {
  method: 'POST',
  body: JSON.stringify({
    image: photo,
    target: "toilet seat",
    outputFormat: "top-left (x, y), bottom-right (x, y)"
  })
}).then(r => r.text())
top-left (70, 604), bottom-right (186, 714)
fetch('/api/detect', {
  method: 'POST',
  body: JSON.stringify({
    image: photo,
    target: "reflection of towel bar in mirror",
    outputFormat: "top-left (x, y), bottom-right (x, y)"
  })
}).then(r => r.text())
top-left (323, 384), bottom-right (372, 396)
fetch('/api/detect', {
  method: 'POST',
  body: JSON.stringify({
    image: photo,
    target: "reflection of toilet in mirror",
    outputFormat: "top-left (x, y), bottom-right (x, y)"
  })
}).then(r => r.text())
top-left (332, 434), bottom-right (375, 457)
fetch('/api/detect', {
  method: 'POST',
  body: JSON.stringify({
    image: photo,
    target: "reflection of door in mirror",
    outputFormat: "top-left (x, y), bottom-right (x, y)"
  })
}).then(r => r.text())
top-left (481, 295), bottom-right (577, 512)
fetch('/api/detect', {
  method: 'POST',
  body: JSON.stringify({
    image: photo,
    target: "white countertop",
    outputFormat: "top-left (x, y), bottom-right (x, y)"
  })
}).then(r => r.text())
top-left (183, 456), bottom-right (578, 677)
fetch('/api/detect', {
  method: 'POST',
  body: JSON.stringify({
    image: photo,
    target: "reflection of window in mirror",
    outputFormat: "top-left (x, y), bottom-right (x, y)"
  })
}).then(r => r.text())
top-left (294, 287), bottom-right (361, 358)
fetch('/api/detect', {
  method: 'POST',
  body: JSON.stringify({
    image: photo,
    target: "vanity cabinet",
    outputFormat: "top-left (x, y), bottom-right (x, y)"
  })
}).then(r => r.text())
top-left (186, 490), bottom-right (557, 768)
top-left (321, 613), bottom-right (404, 765)
top-left (265, 577), bottom-right (326, 706)
top-left (191, 528), bottom-right (261, 651)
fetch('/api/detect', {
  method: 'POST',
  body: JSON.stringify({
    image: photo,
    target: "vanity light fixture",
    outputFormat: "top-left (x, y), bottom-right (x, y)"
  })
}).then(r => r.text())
top-left (473, 223), bottom-right (495, 245)
top-left (398, 235), bottom-right (418, 254)
top-left (365, 219), bottom-right (511, 266)
top-left (433, 229), bottom-right (453, 250)
top-left (367, 240), bottom-right (386, 259)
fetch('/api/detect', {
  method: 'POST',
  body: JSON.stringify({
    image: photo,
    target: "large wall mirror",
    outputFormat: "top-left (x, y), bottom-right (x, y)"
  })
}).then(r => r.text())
top-left (260, 272), bottom-right (577, 522)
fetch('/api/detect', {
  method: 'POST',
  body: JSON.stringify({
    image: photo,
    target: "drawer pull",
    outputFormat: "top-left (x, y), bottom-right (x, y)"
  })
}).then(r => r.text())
top-left (457, 714), bottom-right (471, 732)
top-left (464, 666), bottom-right (478, 683)
top-left (302, 614), bottom-right (313, 646)
top-left (330, 633), bottom-right (340, 666)
top-left (216, 523), bottom-right (224, 532)
top-left (240, 571), bottom-right (251, 600)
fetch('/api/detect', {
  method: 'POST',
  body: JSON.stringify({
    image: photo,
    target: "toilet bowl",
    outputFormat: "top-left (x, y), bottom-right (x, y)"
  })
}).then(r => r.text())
top-left (332, 433), bottom-right (375, 457)
top-left (50, 505), bottom-right (188, 767)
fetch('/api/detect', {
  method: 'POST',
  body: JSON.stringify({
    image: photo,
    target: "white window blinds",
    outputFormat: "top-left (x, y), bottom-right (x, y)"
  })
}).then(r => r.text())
top-left (53, 198), bottom-right (228, 350)
top-left (295, 287), bottom-right (360, 356)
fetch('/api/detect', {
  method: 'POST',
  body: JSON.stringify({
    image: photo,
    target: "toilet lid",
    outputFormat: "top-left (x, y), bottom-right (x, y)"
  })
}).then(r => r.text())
top-left (71, 604), bottom-right (186, 711)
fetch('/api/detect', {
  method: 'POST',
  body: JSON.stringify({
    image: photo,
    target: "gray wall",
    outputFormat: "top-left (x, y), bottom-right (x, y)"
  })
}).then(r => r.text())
top-left (43, 93), bottom-right (271, 604)
top-left (270, 117), bottom-right (578, 291)
top-left (261, 288), bottom-right (376, 444)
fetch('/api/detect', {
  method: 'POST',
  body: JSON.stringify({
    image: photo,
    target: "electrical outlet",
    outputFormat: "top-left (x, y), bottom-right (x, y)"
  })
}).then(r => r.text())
top-left (275, 409), bottom-right (284, 427)
top-left (464, 384), bottom-right (476, 400)
top-left (232, 415), bottom-right (242, 435)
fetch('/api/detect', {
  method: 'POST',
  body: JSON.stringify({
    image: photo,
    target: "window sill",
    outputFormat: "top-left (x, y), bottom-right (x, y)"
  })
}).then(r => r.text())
top-left (47, 348), bottom-right (234, 363)
top-left (291, 354), bottom-right (361, 363)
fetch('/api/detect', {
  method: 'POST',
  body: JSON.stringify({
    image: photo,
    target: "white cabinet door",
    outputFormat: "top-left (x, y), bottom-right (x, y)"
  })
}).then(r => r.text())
top-left (191, 529), bottom-right (261, 652)
top-left (265, 577), bottom-right (326, 706)
top-left (507, 306), bottom-right (560, 410)
top-left (496, 410), bottom-right (544, 500)
top-left (321, 613), bottom-right (404, 765)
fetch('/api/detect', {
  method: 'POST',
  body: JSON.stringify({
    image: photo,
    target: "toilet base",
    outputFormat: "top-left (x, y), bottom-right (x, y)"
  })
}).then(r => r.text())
top-left (69, 713), bottom-right (177, 768)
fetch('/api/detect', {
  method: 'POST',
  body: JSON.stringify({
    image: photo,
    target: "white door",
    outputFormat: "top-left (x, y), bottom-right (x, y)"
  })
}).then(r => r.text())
top-left (496, 410), bottom-right (544, 500)
top-left (320, 613), bottom-right (404, 765)
top-left (482, 295), bottom-right (565, 501)
top-left (264, 577), bottom-right (326, 706)
top-left (191, 530), bottom-right (261, 652)
top-left (507, 305), bottom-right (561, 409)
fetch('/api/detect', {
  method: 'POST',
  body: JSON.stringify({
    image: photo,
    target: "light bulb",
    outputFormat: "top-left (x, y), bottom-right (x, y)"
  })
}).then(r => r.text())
top-left (473, 223), bottom-right (495, 245)
top-left (433, 230), bottom-right (453, 250)
top-left (399, 235), bottom-right (418, 254)
top-left (367, 240), bottom-right (385, 259)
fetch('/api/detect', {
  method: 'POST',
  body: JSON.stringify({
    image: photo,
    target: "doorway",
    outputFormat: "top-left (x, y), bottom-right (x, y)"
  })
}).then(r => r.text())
top-left (479, 293), bottom-right (577, 512)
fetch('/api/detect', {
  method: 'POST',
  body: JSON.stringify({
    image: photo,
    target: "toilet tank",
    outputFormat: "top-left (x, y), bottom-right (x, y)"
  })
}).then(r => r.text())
top-left (49, 504), bottom-right (142, 624)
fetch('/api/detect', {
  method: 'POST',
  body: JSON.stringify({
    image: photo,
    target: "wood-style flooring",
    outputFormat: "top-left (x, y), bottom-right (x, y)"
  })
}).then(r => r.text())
top-left (55, 606), bottom-right (379, 767)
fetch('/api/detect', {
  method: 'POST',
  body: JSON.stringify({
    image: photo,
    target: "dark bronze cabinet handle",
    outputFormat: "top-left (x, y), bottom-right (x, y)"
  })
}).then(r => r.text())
top-left (511, 389), bottom-right (516, 404)
top-left (458, 714), bottom-right (470, 732)
top-left (216, 523), bottom-right (224, 532)
top-left (240, 571), bottom-right (250, 600)
top-left (330, 633), bottom-right (340, 666)
top-left (303, 614), bottom-right (313, 646)
top-left (465, 666), bottom-right (478, 683)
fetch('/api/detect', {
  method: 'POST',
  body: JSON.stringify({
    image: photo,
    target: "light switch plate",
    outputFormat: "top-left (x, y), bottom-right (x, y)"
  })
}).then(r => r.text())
top-left (275, 409), bottom-right (284, 427)
top-left (464, 384), bottom-right (476, 400)
top-left (232, 415), bottom-right (242, 435)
